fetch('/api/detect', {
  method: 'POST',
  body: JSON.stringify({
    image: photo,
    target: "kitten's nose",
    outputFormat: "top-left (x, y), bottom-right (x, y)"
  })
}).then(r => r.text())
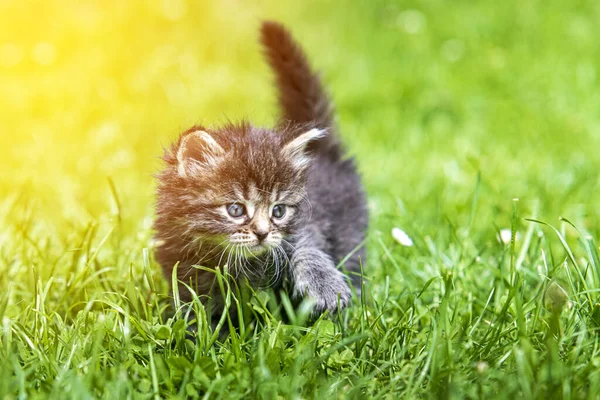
top-left (254, 231), bottom-right (269, 242)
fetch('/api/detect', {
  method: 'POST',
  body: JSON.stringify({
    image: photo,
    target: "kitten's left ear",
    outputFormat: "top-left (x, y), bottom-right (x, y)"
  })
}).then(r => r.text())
top-left (281, 128), bottom-right (327, 170)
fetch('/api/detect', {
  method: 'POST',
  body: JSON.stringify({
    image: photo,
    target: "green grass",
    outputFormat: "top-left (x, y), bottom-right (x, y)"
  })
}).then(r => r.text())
top-left (2, 0), bottom-right (600, 398)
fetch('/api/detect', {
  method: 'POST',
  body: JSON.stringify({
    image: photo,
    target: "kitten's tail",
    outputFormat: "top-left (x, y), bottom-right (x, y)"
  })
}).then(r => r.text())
top-left (260, 21), bottom-right (341, 156)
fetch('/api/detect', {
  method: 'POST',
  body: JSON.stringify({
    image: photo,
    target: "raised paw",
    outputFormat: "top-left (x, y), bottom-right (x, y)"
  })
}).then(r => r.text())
top-left (292, 260), bottom-right (352, 316)
top-left (311, 268), bottom-right (352, 315)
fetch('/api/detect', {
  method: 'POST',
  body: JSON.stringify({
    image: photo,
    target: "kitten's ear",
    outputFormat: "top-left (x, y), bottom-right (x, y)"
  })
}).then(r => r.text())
top-left (176, 130), bottom-right (225, 177)
top-left (281, 128), bottom-right (327, 170)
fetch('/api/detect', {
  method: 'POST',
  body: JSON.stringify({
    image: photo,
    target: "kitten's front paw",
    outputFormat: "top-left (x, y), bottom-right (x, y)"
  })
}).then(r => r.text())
top-left (312, 269), bottom-right (352, 315)
top-left (293, 265), bottom-right (352, 316)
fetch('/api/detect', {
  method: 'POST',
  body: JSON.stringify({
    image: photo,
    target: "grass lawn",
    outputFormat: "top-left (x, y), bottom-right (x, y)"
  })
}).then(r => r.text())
top-left (2, 0), bottom-right (600, 398)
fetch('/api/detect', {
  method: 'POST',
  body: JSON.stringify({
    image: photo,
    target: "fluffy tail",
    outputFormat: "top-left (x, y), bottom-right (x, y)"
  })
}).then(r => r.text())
top-left (260, 21), bottom-right (341, 156)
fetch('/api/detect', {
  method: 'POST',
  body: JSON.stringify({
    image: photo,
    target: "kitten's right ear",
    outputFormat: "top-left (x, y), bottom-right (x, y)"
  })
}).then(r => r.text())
top-left (176, 130), bottom-right (225, 177)
top-left (281, 128), bottom-right (327, 171)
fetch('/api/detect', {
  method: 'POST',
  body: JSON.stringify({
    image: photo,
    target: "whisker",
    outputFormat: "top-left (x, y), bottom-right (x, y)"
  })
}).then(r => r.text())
top-left (217, 243), bottom-right (231, 269)
top-left (281, 238), bottom-right (299, 254)
top-left (274, 244), bottom-right (290, 285)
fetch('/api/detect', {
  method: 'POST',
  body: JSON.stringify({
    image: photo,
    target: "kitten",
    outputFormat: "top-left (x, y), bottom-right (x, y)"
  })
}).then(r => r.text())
top-left (153, 21), bottom-right (367, 317)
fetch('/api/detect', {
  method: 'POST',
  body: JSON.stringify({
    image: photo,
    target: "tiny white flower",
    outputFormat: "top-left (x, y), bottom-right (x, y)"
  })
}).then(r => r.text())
top-left (499, 229), bottom-right (512, 244)
top-left (392, 227), bottom-right (414, 247)
top-left (475, 361), bottom-right (489, 374)
top-left (498, 229), bottom-right (520, 244)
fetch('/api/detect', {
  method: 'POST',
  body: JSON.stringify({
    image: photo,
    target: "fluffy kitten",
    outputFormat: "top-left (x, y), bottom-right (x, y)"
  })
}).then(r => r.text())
top-left (154, 21), bottom-right (367, 317)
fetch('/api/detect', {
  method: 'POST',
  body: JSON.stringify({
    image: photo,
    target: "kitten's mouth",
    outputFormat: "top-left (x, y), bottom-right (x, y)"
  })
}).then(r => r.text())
top-left (228, 240), bottom-right (280, 257)
top-left (231, 243), bottom-right (274, 257)
top-left (246, 244), bottom-right (269, 255)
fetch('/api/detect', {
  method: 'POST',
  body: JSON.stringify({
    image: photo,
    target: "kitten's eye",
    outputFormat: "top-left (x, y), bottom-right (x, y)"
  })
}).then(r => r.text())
top-left (272, 204), bottom-right (286, 219)
top-left (227, 203), bottom-right (245, 218)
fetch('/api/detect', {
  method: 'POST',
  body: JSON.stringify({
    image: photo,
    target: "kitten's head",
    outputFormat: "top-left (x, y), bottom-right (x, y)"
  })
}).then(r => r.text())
top-left (156, 122), bottom-right (325, 261)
